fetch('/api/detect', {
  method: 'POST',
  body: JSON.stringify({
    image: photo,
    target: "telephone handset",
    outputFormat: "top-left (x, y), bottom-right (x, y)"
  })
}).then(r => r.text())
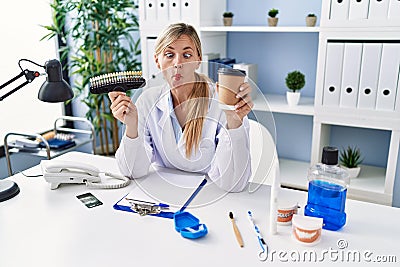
top-left (40, 160), bottom-right (130, 190)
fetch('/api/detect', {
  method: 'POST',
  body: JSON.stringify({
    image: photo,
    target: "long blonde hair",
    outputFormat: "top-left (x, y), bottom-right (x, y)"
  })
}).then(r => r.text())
top-left (154, 23), bottom-right (209, 158)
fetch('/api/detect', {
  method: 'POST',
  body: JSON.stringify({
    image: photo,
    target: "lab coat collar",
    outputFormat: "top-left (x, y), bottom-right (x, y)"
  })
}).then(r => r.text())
top-left (155, 84), bottom-right (172, 130)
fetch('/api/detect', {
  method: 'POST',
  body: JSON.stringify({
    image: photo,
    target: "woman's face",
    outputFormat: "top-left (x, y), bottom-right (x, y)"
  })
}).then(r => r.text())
top-left (155, 34), bottom-right (201, 88)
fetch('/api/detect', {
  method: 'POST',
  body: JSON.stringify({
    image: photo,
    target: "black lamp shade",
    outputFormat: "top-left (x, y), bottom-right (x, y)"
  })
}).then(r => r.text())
top-left (38, 59), bottom-right (74, 102)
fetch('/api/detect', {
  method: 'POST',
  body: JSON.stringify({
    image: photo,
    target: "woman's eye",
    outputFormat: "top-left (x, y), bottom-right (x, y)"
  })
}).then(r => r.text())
top-left (165, 52), bottom-right (174, 58)
top-left (183, 53), bottom-right (192, 59)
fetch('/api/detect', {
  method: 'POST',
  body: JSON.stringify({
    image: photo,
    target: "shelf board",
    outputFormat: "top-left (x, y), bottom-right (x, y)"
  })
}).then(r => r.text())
top-left (200, 26), bottom-right (320, 33)
top-left (253, 93), bottom-right (314, 116)
top-left (347, 165), bottom-right (389, 205)
top-left (278, 158), bottom-right (389, 205)
top-left (348, 165), bottom-right (386, 193)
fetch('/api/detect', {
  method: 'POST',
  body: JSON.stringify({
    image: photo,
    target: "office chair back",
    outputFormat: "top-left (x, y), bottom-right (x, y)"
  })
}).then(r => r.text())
top-left (248, 119), bottom-right (279, 191)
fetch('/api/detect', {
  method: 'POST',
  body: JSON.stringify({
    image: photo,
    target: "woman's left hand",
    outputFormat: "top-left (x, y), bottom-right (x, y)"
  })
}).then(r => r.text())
top-left (225, 82), bottom-right (254, 129)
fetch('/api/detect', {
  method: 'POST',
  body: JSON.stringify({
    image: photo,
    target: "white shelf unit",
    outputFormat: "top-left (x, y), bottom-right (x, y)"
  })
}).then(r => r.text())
top-left (138, 0), bottom-right (400, 206)
top-left (200, 26), bottom-right (320, 33)
top-left (310, 0), bottom-right (400, 206)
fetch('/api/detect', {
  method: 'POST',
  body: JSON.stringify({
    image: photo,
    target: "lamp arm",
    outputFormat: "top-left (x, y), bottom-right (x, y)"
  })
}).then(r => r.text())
top-left (0, 71), bottom-right (25, 90)
top-left (0, 70), bottom-right (40, 101)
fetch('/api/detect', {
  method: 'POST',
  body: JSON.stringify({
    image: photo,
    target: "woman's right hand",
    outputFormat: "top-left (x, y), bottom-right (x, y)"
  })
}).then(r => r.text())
top-left (108, 92), bottom-right (138, 139)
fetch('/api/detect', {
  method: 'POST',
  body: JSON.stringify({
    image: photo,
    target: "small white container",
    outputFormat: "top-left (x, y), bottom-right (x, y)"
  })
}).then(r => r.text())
top-left (277, 202), bottom-right (299, 225)
top-left (292, 214), bottom-right (323, 246)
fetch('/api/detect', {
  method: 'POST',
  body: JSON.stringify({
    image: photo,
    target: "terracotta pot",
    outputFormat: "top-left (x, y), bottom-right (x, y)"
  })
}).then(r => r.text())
top-left (223, 17), bottom-right (233, 26)
top-left (268, 17), bottom-right (278, 27)
top-left (306, 16), bottom-right (317, 27)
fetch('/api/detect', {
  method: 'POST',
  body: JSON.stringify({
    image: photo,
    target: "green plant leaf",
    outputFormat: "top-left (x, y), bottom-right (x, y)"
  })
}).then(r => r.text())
top-left (339, 146), bottom-right (363, 168)
top-left (285, 70), bottom-right (305, 92)
top-left (40, 0), bottom-right (141, 152)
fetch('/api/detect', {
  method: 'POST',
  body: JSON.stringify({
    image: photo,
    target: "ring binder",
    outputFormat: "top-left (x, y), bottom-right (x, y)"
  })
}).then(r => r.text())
top-left (349, 0), bottom-right (369, 20)
top-left (323, 42), bottom-right (345, 107)
top-left (156, 0), bottom-right (169, 21)
top-left (375, 43), bottom-right (400, 111)
top-left (357, 43), bottom-right (382, 109)
top-left (388, 0), bottom-right (400, 20)
top-left (340, 43), bottom-right (363, 108)
top-left (330, 0), bottom-right (350, 20)
top-left (368, 0), bottom-right (390, 19)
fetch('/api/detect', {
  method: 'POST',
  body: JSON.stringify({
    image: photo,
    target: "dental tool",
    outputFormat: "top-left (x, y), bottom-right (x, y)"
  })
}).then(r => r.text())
top-left (247, 210), bottom-right (268, 261)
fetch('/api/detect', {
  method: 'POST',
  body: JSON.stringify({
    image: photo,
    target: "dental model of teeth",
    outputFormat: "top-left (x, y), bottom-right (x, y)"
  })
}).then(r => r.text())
top-left (292, 214), bottom-right (323, 246)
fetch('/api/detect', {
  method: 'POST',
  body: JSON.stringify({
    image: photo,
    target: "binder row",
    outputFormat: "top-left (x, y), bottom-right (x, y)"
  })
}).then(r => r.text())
top-left (329, 0), bottom-right (400, 21)
top-left (322, 41), bottom-right (400, 111)
top-left (142, 0), bottom-right (195, 24)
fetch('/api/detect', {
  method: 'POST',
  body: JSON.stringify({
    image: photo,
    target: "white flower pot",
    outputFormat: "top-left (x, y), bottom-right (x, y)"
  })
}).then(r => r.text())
top-left (341, 166), bottom-right (361, 178)
top-left (286, 91), bottom-right (300, 106)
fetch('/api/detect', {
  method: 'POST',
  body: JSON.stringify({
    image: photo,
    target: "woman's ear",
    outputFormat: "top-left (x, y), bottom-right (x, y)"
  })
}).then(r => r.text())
top-left (154, 54), bottom-right (160, 69)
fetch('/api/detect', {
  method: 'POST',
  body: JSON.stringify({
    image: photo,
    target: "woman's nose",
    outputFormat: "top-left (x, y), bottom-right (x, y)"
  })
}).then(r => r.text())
top-left (174, 63), bottom-right (183, 69)
top-left (173, 56), bottom-right (183, 69)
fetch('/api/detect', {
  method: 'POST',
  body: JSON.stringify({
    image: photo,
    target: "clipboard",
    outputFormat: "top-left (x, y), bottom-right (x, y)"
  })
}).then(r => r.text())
top-left (113, 192), bottom-right (175, 219)
top-left (113, 167), bottom-right (208, 220)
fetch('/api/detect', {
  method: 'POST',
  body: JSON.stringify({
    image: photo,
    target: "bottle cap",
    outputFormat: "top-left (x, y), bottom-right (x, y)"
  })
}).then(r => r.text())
top-left (321, 146), bottom-right (338, 165)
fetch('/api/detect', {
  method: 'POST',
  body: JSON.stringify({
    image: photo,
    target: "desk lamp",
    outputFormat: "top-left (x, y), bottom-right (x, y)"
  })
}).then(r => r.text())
top-left (0, 58), bottom-right (73, 202)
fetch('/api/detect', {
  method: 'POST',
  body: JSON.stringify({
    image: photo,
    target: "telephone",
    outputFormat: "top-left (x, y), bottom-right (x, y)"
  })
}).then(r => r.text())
top-left (40, 160), bottom-right (130, 190)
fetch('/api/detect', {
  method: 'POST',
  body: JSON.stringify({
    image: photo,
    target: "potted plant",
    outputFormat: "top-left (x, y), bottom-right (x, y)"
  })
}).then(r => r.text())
top-left (268, 8), bottom-right (279, 26)
top-left (223, 12), bottom-right (234, 26)
top-left (285, 70), bottom-right (305, 106)
top-left (306, 13), bottom-right (317, 27)
top-left (42, 0), bottom-right (141, 155)
top-left (340, 146), bottom-right (363, 178)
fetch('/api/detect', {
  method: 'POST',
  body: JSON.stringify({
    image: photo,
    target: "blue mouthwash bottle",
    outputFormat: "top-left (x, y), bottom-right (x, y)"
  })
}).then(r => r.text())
top-left (305, 146), bottom-right (350, 231)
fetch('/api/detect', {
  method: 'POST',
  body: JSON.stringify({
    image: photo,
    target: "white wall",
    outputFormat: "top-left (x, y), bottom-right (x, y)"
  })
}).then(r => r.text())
top-left (0, 0), bottom-right (64, 143)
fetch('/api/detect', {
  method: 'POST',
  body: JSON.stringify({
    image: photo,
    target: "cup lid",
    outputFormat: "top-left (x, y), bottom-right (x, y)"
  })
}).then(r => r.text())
top-left (218, 68), bottom-right (246, 76)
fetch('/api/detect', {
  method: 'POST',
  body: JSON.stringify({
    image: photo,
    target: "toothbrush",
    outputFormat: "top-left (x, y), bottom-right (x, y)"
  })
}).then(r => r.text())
top-left (229, 211), bottom-right (244, 247)
top-left (247, 211), bottom-right (268, 255)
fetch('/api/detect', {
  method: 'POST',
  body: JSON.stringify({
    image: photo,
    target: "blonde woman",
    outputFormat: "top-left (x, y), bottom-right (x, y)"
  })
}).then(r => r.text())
top-left (109, 23), bottom-right (253, 192)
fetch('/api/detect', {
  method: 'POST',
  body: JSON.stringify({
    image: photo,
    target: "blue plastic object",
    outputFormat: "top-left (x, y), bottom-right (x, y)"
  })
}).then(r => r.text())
top-left (173, 211), bottom-right (208, 239)
top-left (304, 146), bottom-right (350, 231)
top-left (305, 180), bottom-right (347, 231)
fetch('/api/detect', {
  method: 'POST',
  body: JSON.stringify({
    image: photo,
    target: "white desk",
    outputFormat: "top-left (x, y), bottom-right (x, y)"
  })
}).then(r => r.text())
top-left (1, 152), bottom-right (399, 266)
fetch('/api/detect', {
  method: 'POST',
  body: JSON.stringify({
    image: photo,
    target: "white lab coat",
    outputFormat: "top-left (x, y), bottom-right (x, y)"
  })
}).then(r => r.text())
top-left (115, 84), bottom-right (251, 192)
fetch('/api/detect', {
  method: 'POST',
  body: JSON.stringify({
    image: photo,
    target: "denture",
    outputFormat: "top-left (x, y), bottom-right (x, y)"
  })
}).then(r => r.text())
top-left (292, 214), bottom-right (323, 246)
top-left (277, 202), bottom-right (299, 225)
